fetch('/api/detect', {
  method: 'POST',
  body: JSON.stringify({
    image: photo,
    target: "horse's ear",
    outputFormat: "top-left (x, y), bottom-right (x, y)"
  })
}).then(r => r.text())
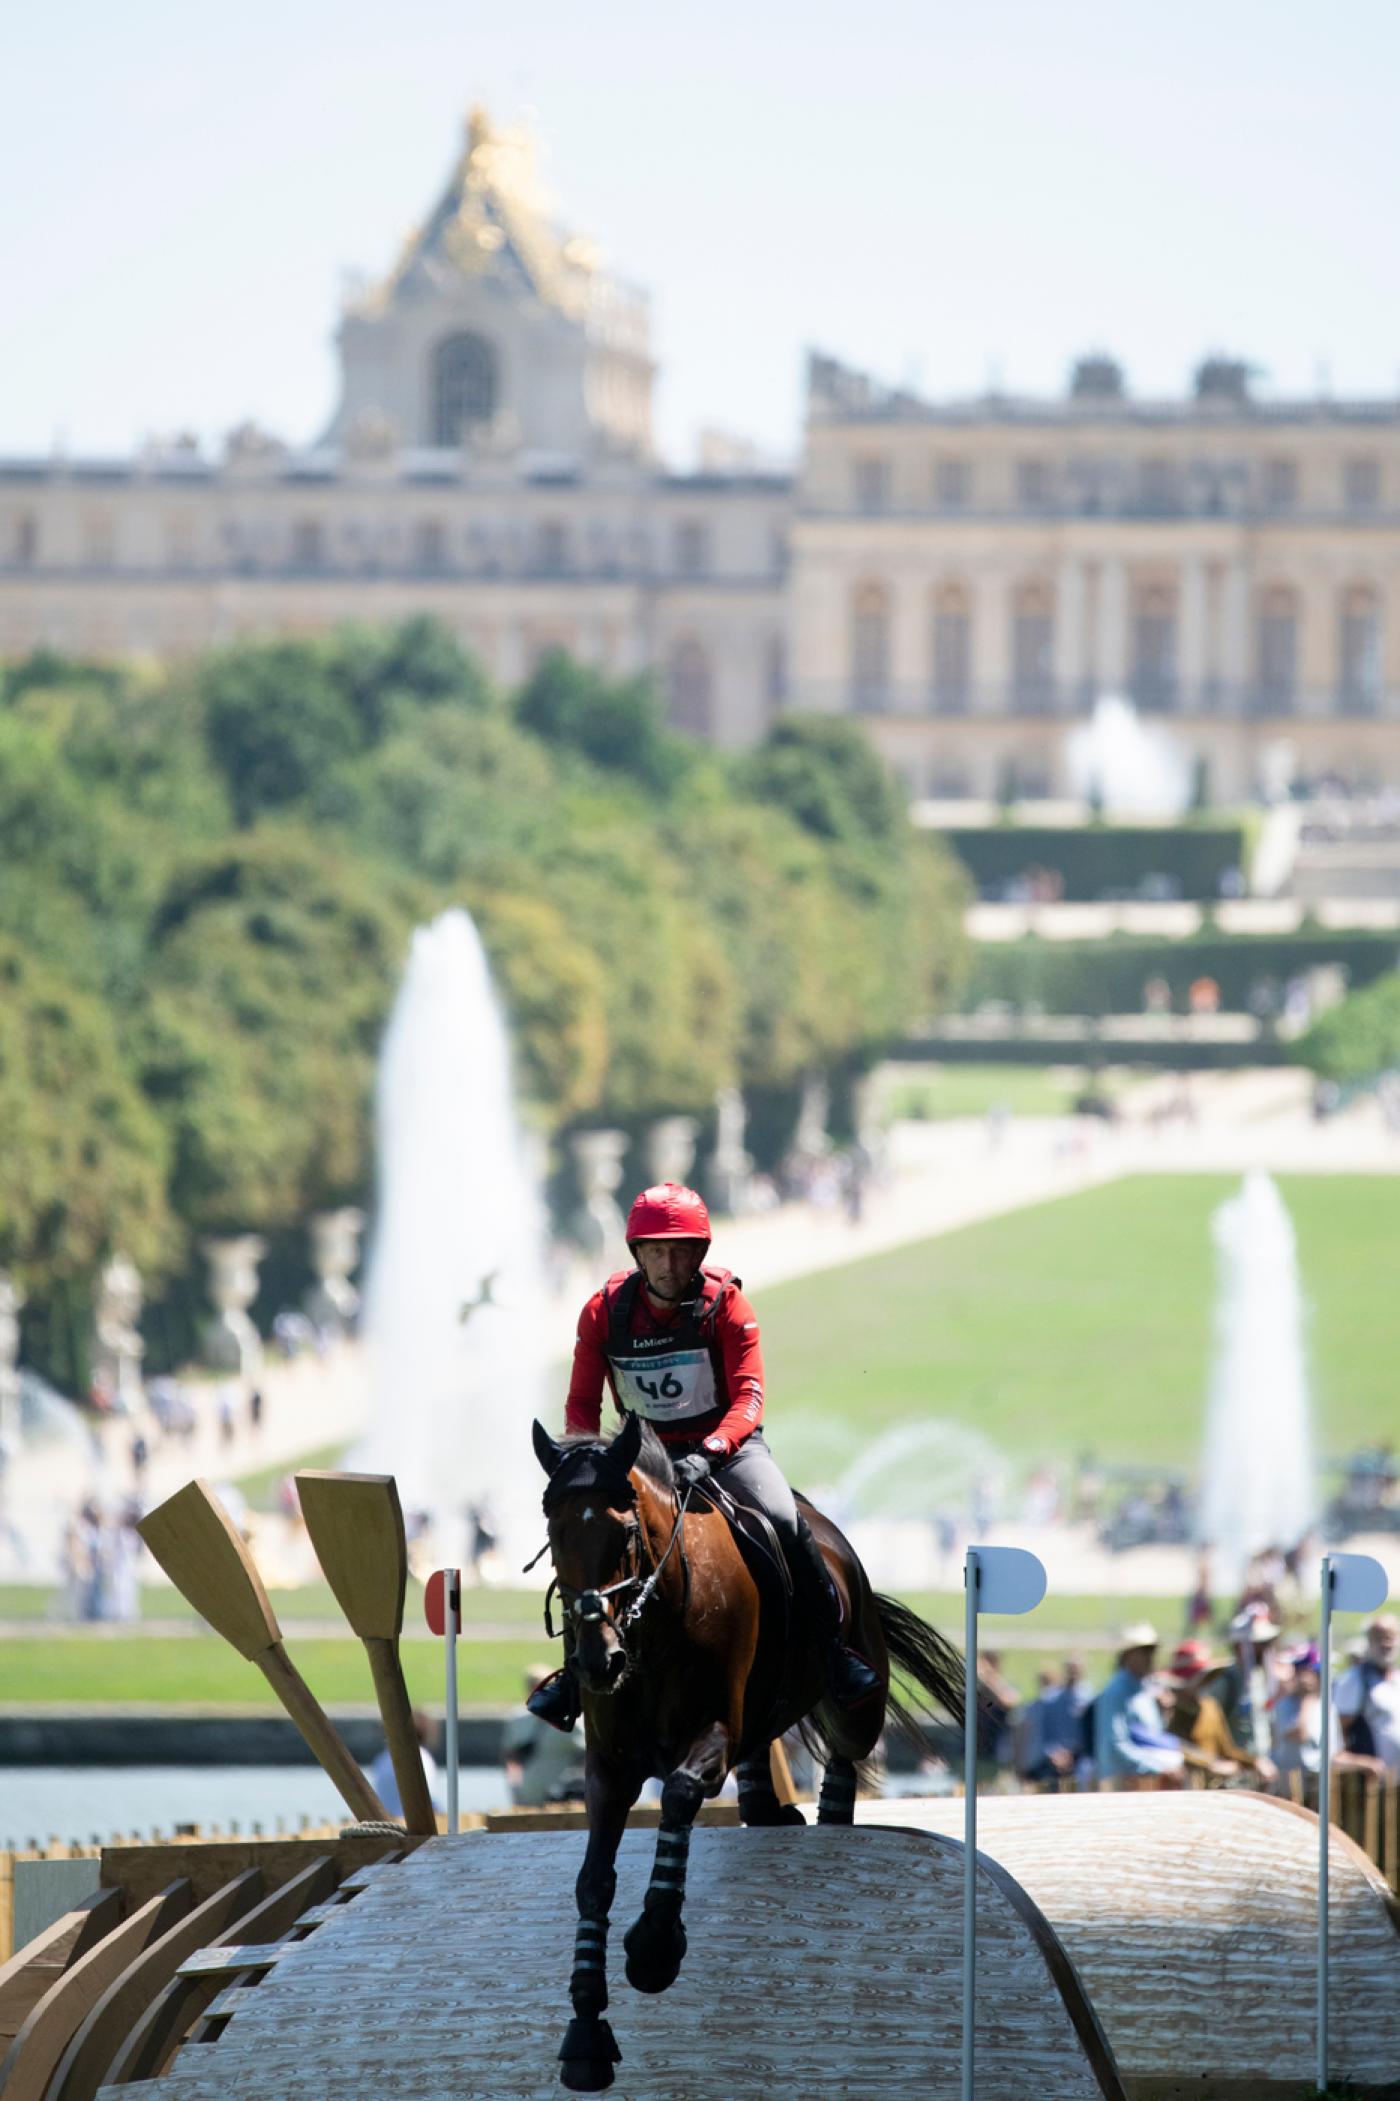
top-left (532, 1419), bottom-right (565, 1476)
top-left (610, 1410), bottom-right (642, 1475)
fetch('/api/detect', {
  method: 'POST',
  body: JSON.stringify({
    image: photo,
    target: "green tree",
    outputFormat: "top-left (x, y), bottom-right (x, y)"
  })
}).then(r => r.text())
top-left (515, 650), bottom-right (690, 796)
top-left (741, 715), bottom-right (905, 850)
top-left (198, 641), bottom-right (365, 824)
top-left (1296, 971), bottom-right (1400, 1084)
top-left (0, 936), bottom-right (173, 1291)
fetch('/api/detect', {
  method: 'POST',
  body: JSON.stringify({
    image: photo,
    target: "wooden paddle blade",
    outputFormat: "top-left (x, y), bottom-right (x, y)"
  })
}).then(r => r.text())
top-left (295, 1471), bottom-right (408, 1641)
top-left (136, 1480), bottom-right (281, 1661)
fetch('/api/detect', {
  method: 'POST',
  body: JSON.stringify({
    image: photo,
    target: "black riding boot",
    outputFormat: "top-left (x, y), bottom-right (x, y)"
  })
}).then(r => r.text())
top-left (527, 1656), bottom-right (582, 1733)
top-left (792, 1515), bottom-right (881, 1710)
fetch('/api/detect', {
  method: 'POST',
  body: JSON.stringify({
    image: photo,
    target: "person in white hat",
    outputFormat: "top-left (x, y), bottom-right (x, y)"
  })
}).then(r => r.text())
top-left (1213, 1605), bottom-right (1282, 1756)
top-left (1092, 1623), bottom-right (1185, 1785)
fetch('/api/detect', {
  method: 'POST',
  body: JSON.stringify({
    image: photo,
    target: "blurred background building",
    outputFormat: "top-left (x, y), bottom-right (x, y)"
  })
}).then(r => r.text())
top-left (2, 108), bottom-right (1398, 798)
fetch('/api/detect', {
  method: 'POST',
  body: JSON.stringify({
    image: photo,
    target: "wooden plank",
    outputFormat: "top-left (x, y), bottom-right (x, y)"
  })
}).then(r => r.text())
top-left (173, 1947), bottom-right (291, 1980)
top-left (47, 1871), bottom-right (263, 2101)
top-left (108, 1859), bottom-right (338, 2087)
top-left (0, 1884), bottom-right (190, 2101)
top-left (88, 1831), bottom-right (1117, 2099)
top-left (857, 1791), bottom-right (1400, 2094)
top-left (0, 1894), bottom-right (124, 2047)
top-left (294, 1473), bottom-right (437, 1838)
top-left (100, 1836), bottom-right (405, 1917)
top-left (135, 1483), bottom-right (387, 1827)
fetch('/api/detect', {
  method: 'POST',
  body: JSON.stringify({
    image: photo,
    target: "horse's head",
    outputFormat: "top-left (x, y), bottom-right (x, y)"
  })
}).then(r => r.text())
top-left (532, 1413), bottom-right (660, 1696)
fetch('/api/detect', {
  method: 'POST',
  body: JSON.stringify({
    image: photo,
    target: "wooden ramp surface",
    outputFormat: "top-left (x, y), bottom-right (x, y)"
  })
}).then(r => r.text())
top-left (97, 1828), bottom-right (1122, 2100)
top-left (859, 1791), bottom-right (1400, 2097)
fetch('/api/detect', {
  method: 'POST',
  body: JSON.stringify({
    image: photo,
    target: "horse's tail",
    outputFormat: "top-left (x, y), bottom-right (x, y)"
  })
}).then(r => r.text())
top-left (873, 1592), bottom-right (965, 1757)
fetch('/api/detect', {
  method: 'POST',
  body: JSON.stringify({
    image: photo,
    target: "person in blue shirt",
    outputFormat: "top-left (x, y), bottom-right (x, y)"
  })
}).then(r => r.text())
top-left (1093, 1624), bottom-right (1185, 1785)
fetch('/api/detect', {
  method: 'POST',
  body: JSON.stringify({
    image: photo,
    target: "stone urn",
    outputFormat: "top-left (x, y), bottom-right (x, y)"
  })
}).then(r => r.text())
top-left (304, 1207), bottom-right (365, 1337)
top-left (201, 1235), bottom-right (267, 1379)
top-left (93, 1253), bottom-right (145, 1415)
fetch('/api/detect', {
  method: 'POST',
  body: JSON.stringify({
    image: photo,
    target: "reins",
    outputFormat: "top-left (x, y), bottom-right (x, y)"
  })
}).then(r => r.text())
top-left (527, 1478), bottom-right (697, 1645)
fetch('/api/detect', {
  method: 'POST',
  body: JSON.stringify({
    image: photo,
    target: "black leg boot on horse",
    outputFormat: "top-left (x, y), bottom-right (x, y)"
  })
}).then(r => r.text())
top-left (792, 1513), bottom-right (882, 1711)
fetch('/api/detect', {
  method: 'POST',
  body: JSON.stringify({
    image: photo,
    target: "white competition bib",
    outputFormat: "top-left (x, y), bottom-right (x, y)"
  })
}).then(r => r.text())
top-left (610, 1347), bottom-right (717, 1425)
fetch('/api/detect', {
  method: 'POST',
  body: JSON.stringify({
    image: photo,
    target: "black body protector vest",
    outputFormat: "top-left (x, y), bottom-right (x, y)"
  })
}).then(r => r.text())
top-left (602, 1263), bottom-right (739, 1440)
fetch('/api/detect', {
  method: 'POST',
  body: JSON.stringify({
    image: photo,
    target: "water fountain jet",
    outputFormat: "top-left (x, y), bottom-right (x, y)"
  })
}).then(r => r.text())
top-left (1197, 1172), bottom-right (1314, 1588)
top-left (357, 909), bottom-right (551, 1570)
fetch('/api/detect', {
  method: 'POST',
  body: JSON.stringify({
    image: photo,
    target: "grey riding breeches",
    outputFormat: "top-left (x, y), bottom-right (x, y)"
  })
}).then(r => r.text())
top-left (709, 1433), bottom-right (800, 1551)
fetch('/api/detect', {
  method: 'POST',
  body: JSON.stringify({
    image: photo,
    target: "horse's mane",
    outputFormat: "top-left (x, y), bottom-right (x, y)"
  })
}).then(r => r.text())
top-left (546, 1420), bottom-right (674, 1508)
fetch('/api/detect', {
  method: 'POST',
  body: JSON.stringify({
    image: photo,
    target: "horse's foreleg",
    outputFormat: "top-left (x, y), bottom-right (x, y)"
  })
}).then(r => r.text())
top-left (736, 1744), bottom-right (806, 1826)
top-left (623, 1719), bottom-right (729, 1996)
top-left (559, 1754), bottom-right (638, 2093)
top-left (816, 1753), bottom-right (858, 1825)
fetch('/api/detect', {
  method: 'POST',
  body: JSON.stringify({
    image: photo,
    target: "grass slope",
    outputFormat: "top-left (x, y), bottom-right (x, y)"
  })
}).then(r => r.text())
top-left (759, 1173), bottom-right (1400, 1481)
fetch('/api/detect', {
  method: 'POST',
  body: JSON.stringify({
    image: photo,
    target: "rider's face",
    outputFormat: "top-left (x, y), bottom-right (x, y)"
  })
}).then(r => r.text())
top-left (634, 1238), bottom-right (705, 1302)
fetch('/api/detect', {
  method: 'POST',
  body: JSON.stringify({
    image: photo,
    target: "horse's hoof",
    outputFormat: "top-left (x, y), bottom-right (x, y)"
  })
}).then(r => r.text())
top-left (623, 1908), bottom-right (687, 1995)
top-left (559, 2015), bottom-right (621, 2091)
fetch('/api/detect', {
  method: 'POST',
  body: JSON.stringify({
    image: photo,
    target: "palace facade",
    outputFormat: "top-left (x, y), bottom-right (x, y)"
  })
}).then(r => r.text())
top-left (4, 112), bottom-right (1399, 799)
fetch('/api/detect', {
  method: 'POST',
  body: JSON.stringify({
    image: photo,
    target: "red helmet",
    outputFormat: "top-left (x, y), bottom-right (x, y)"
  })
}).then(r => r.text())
top-left (625, 1181), bottom-right (711, 1248)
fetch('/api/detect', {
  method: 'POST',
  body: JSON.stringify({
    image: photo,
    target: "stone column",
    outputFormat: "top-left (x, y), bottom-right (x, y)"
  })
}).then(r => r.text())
top-left (1179, 558), bottom-right (1208, 711)
top-left (0, 1274), bottom-right (23, 1455)
top-left (707, 1087), bottom-right (753, 1217)
top-left (202, 1235), bottom-right (266, 1381)
top-left (1054, 557), bottom-right (1086, 708)
top-left (647, 1117), bottom-right (699, 1189)
top-left (1221, 560), bottom-right (1251, 708)
top-left (305, 1208), bottom-right (365, 1337)
top-left (93, 1253), bottom-right (145, 1416)
top-left (571, 1130), bottom-right (629, 1269)
top-left (1095, 558), bottom-right (1129, 692)
top-left (890, 578), bottom-right (924, 713)
top-left (793, 1074), bottom-right (832, 1159)
top-left (972, 569), bottom-right (1010, 712)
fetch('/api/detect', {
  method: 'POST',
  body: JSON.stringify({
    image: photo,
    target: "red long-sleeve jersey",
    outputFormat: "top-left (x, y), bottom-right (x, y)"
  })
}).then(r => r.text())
top-left (564, 1271), bottom-right (765, 1455)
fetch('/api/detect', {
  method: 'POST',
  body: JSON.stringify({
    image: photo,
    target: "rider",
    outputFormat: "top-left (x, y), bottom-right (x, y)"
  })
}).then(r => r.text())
top-left (528, 1181), bottom-right (881, 1730)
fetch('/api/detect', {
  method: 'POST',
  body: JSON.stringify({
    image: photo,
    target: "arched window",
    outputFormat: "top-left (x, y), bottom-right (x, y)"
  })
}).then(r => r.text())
top-left (430, 333), bottom-right (498, 447)
top-left (1131, 583), bottom-right (1178, 712)
top-left (668, 637), bottom-right (713, 738)
top-left (851, 582), bottom-right (890, 711)
top-left (1339, 585), bottom-right (1382, 715)
top-left (1011, 581), bottom-right (1055, 714)
top-left (1256, 586), bottom-right (1298, 715)
top-left (931, 582), bottom-right (971, 714)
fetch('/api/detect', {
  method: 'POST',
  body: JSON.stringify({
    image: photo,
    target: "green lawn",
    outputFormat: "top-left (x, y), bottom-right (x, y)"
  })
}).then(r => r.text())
top-left (759, 1174), bottom-right (1400, 1497)
top-left (0, 1635), bottom-right (555, 1708)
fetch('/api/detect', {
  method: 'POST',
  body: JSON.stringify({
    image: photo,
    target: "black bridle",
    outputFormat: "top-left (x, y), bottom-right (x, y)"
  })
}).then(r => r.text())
top-left (526, 1459), bottom-right (696, 1651)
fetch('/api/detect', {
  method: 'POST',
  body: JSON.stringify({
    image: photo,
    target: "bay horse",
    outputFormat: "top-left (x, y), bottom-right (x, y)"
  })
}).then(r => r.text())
top-left (530, 1410), bottom-right (963, 2091)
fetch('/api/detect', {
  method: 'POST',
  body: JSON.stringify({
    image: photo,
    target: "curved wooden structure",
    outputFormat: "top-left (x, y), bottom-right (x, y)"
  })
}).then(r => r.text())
top-left (0, 1883), bottom-right (190, 2101)
top-left (859, 1791), bottom-right (1400, 2098)
top-left (92, 1830), bottom-right (1124, 2099)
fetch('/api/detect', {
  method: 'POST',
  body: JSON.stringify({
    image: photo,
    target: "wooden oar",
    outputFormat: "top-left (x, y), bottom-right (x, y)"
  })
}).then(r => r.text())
top-left (136, 1479), bottom-right (388, 1825)
top-left (294, 1470), bottom-right (438, 1836)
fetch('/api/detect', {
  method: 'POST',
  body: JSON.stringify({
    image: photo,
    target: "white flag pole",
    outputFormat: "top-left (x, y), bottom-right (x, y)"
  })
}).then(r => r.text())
top-left (1317, 1550), bottom-right (1389, 2091)
top-left (962, 1549), bottom-right (980, 2101)
top-left (445, 1566), bottom-right (460, 1836)
top-left (1317, 1555), bottom-right (1333, 2092)
top-left (961, 1543), bottom-right (1045, 2101)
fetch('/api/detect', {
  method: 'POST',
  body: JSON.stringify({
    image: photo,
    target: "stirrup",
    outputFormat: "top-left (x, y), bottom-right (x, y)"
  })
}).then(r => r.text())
top-left (526, 1666), bottom-right (581, 1733)
top-left (824, 1643), bottom-right (881, 1711)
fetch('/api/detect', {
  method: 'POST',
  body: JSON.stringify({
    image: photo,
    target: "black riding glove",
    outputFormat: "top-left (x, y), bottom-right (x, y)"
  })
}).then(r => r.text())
top-left (674, 1452), bottom-right (712, 1492)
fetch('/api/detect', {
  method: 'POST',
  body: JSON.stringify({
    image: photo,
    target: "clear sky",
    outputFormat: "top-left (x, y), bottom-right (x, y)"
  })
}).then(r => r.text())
top-left (4, 0), bottom-right (1397, 467)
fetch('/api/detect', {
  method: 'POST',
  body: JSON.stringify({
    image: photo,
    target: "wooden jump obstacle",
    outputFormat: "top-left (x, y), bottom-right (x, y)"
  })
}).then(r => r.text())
top-left (858, 1790), bottom-right (1400, 2100)
top-left (1, 1794), bottom-right (1396, 2098)
top-left (85, 1829), bottom-right (1122, 2100)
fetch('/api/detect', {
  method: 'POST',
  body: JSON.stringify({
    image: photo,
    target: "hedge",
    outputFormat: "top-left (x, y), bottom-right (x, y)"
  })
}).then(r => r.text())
top-left (964, 930), bottom-right (1400, 1017)
top-left (941, 824), bottom-right (1250, 902)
